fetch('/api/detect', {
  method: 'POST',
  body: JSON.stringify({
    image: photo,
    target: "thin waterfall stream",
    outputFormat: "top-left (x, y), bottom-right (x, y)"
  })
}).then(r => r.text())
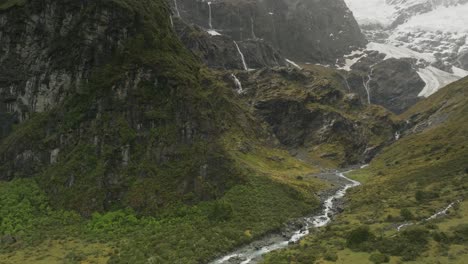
top-left (234, 41), bottom-right (249, 71)
top-left (363, 67), bottom-right (374, 104)
top-left (173, 0), bottom-right (180, 17)
top-left (208, 2), bottom-right (213, 29)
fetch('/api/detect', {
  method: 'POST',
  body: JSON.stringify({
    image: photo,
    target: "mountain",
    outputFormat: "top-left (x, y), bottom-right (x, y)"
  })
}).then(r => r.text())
top-left (335, 0), bottom-right (468, 114)
top-left (263, 76), bottom-right (468, 263)
top-left (1, 0), bottom-right (466, 263)
top-left (0, 0), bottom-right (394, 263)
top-left (173, 0), bottom-right (367, 65)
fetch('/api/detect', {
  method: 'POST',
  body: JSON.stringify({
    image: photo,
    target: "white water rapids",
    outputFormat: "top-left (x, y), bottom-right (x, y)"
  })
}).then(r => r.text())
top-left (210, 171), bottom-right (361, 264)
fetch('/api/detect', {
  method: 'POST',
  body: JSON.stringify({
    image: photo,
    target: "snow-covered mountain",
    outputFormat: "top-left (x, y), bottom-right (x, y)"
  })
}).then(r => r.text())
top-left (343, 0), bottom-right (468, 97)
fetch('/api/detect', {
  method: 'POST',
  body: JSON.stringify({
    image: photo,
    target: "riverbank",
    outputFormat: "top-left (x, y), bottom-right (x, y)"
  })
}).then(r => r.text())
top-left (209, 170), bottom-right (361, 264)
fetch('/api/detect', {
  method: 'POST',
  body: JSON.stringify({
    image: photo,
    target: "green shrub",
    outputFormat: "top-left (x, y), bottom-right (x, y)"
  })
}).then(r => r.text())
top-left (324, 251), bottom-right (338, 262)
top-left (208, 201), bottom-right (233, 222)
top-left (432, 231), bottom-right (449, 243)
top-left (451, 224), bottom-right (468, 243)
top-left (415, 190), bottom-right (439, 201)
top-left (378, 226), bottom-right (429, 261)
top-left (400, 208), bottom-right (414, 221)
top-left (346, 226), bottom-right (374, 250)
top-left (369, 253), bottom-right (389, 263)
top-left (87, 210), bottom-right (140, 234)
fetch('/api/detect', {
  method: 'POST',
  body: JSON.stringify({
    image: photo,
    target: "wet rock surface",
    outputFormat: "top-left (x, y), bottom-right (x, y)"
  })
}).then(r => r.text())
top-left (173, 0), bottom-right (366, 64)
top-left (347, 52), bottom-right (426, 114)
top-left (239, 67), bottom-right (397, 166)
top-left (174, 18), bottom-right (285, 70)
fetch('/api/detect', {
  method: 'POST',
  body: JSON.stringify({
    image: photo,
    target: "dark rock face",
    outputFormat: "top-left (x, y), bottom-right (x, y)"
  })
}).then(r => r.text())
top-left (369, 59), bottom-right (426, 114)
top-left (0, 0), bottom-right (136, 125)
top-left (174, 0), bottom-right (366, 64)
top-left (240, 67), bottom-right (397, 166)
top-left (174, 18), bottom-right (285, 70)
top-left (457, 51), bottom-right (468, 70)
top-left (348, 52), bottom-right (426, 114)
top-left (0, 0), bottom-right (245, 215)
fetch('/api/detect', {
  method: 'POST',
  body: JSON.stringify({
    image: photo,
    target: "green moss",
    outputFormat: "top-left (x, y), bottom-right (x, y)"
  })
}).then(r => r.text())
top-left (0, 0), bottom-right (26, 10)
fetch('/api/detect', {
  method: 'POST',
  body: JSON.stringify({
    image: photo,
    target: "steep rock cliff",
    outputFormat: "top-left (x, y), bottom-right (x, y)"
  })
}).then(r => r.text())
top-left (173, 0), bottom-right (366, 64)
top-left (0, 0), bottom-right (256, 215)
top-left (173, 17), bottom-right (285, 70)
top-left (236, 65), bottom-right (398, 166)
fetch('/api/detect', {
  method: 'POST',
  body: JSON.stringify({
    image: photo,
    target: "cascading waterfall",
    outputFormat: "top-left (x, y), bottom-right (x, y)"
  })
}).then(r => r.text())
top-left (250, 17), bottom-right (257, 39)
top-left (173, 0), bottom-right (180, 17)
top-left (363, 67), bottom-right (374, 104)
top-left (285, 59), bottom-right (302, 70)
top-left (268, 12), bottom-right (278, 45)
top-left (169, 15), bottom-right (174, 28)
top-left (397, 200), bottom-right (461, 231)
top-left (339, 73), bottom-right (351, 92)
top-left (394, 131), bottom-right (401, 140)
top-left (210, 171), bottom-right (361, 264)
top-left (234, 41), bottom-right (249, 71)
top-left (231, 74), bottom-right (244, 94)
top-left (208, 2), bottom-right (213, 29)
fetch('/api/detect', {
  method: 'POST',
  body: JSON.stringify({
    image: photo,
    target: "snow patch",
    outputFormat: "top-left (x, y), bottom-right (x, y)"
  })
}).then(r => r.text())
top-left (398, 4), bottom-right (468, 33)
top-left (345, 0), bottom-right (397, 27)
top-left (417, 66), bottom-right (460, 97)
top-left (367, 42), bottom-right (435, 63)
top-left (207, 30), bottom-right (221, 36)
top-left (452, 66), bottom-right (468, 77)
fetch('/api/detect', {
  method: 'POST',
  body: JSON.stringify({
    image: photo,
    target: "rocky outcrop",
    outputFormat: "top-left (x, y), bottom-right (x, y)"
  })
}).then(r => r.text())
top-left (0, 0), bottom-right (249, 216)
top-left (368, 59), bottom-right (426, 114)
top-left (239, 66), bottom-right (397, 166)
top-left (0, 0), bottom-right (138, 138)
top-left (457, 50), bottom-right (468, 70)
top-left (346, 52), bottom-right (426, 114)
top-left (173, 0), bottom-right (366, 64)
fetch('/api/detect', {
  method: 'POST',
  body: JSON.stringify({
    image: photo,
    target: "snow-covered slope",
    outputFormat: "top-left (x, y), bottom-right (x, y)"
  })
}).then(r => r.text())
top-left (344, 0), bottom-right (468, 97)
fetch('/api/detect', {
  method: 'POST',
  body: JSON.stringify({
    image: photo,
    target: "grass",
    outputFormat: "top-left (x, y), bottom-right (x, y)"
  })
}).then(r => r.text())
top-left (0, 239), bottom-right (112, 264)
top-left (0, 0), bottom-right (26, 10)
top-left (0, 0), bottom-right (333, 263)
top-left (261, 77), bottom-right (468, 263)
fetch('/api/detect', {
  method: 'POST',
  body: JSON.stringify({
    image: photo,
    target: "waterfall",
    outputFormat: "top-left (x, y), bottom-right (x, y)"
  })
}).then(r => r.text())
top-left (169, 15), bottom-right (174, 28)
top-left (173, 0), bottom-right (180, 17)
top-left (397, 200), bottom-right (461, 232)
top-left (285, 59), bottom-right (302, 70)
top-left (395, 131), bottom-right (401, 140)
top-left (363, 67), bottom-right (374, 104)
top-left (231, 74), bottom-right (244, 94)
top-left (250, 17), bottom-right (257, 39)
top-left (234, 41), bottom-right (249, 71)
top-left (208, 2), bottom-right (213, 29)
top-left (339, 73), bottom-right (351, 92)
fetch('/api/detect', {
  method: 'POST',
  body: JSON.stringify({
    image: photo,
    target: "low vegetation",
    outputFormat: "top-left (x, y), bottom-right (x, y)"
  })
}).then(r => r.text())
top-left (262, 77), bottom-right (468, 263)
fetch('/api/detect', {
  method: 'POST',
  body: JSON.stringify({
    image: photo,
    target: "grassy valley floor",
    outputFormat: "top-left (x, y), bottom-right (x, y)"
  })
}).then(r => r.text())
top-left (0, 144), bottom-right (333, 264)
top-left (261, 78), bottom-right (468, 264)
